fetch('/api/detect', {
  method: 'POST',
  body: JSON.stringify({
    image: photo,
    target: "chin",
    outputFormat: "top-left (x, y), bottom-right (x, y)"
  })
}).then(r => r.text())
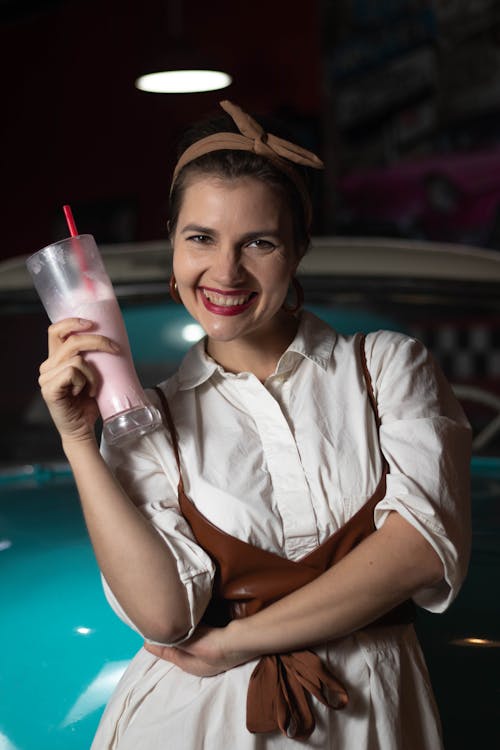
top-left (203, 323), bottom-right (248, 342)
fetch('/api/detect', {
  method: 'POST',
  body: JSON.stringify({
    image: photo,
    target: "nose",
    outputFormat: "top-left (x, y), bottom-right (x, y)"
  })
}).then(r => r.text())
top-left (212, 246), bottom-right (246, 286)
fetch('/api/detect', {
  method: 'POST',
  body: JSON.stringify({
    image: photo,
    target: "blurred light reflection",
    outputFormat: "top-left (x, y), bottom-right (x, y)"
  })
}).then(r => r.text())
top-left (450, 637), bottom-right (500, 647)
top-left (182, 323), bottom-right (204, 342)
top-left (60, 660), bottom-right (130, 727)
top-left (74, 626), bottom-right (93, 636)
top-left (0, 731), bottom-right (20, 750)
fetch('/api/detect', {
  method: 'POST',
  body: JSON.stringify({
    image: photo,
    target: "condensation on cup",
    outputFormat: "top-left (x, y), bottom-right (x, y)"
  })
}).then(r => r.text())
top-left (26, 234), bottom-right (162, 444)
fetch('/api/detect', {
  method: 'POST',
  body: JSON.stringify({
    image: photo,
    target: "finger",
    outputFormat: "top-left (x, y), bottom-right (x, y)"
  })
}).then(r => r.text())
top-left (40, 352), bottom-right (97, 380)
top-left (39, 356), bottom-right (99, 398)
top-left (48, 318), bottom-right (94, 347)
top-left (46, 332), bottom-right (120, 365)
top-left (47, 317), bottom-right (120, 356)
top-left (144, 643), bottom-right (178, 660)
top-left (143, 643), bottom-right (198, 668)
top-left (39, 362), bottom-right (91, 402)
top-left (144, 645), bottom-right (203, 673)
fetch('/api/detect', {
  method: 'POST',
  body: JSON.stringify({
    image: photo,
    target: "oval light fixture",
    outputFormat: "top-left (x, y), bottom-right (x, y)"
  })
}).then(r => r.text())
top-left (135, 69), bottom-right (232, 94)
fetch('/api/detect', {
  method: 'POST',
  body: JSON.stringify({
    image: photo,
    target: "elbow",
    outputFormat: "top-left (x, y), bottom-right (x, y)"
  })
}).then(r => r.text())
top-left (141, 614), bottom-right (192, 645)
top-left (421, 547), bottom-right (445, 588)
top-left (102, 574), bottom-right (193, 644)
top-left (407, 533), bottom-right (445, 593)
top-left (134, 592), bottom-right (193, 645)
top-left (143, 627), bottom-right (190, 645)
top-left (383, 512), bottom-right (445, 591)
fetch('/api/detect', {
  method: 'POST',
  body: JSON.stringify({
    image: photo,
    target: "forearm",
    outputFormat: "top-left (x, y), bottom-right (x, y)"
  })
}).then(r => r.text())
top-left (64, 437), bottom-right (190, 643)
top-left (226, 512), bottom-right (443, 661)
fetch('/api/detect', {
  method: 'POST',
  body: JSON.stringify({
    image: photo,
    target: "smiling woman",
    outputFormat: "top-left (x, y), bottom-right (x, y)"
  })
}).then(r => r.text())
top-left (171, 176), bottom-right (299, 378)
top-left (36, 101), bottom-right (471, 750)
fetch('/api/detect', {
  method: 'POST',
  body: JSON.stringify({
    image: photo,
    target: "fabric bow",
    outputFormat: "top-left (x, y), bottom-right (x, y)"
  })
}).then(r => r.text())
top-left (170, 99), bottom-right (324, 227)
top-left (219, 100), bottom-right (324, 170)
top-left (246, 650), bottom-right (348, 740)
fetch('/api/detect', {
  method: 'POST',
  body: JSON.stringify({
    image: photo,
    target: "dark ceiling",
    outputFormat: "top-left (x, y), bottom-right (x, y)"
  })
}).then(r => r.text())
top-left (0, 0), bottom-right (66, 23)
top-left (3, 0), bottom-right (500, 261)
top-left (0, 0), bottom-right (322, 259)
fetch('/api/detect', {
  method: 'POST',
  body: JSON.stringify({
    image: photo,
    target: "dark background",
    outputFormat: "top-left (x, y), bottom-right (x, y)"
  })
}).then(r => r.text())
top-left (0, 0), bottom-right (323, 256)
top-left (2, 0), bottom-right (500, 259)
top-left (1, 5), bottom-right (500, 748)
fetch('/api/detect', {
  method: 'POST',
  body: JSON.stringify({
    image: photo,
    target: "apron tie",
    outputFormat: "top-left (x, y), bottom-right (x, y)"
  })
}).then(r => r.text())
top-left (246, 650), bottom-right (348, 740)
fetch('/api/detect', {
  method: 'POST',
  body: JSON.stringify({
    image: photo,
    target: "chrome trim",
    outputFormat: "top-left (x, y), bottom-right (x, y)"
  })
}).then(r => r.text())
top-left (2, 236), bottom-right (500, 293)
top-left (0, 461), bottom-right (72, 485)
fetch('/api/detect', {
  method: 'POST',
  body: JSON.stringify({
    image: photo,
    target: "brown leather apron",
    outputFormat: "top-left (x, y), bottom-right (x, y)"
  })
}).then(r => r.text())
top-left (153, 336), bottom-right (414, 740)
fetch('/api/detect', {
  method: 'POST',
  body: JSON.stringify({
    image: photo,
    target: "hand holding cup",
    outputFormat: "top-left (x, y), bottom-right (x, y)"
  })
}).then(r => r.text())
top-left (28, 209), bottom-right (161, 445)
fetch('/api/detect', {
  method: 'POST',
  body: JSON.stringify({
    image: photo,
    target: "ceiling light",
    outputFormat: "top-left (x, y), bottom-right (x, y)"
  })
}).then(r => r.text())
top-left (135, 69), bottom-right (232, 94)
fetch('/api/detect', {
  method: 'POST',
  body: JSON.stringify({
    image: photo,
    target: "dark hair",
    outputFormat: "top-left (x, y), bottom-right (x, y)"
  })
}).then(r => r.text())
top-left (168, 112), bottom-right (314, 255)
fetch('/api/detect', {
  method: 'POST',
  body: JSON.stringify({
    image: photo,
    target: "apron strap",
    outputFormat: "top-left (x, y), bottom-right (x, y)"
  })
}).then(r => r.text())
top-left (153, 386), bottom-right (183, 482)
top-left (359, 333), bottom-right (381, 428)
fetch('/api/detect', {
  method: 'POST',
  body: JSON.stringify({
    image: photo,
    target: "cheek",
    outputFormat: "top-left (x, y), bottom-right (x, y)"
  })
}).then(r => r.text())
top-left (172, 249), bottom-right (200, 282)
top-left (262, 255), bottom-right (296, 290)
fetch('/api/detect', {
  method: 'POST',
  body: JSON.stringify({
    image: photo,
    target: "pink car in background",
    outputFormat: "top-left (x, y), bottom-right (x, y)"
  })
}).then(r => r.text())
top-left (337, 147), bottom-right (500, 248)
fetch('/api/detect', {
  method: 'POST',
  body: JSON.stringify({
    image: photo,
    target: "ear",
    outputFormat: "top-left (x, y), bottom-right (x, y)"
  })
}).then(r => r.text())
top-left (293, 235), bottom-right (310, 270)
top-left (291, 248), bottom-right (305, 276)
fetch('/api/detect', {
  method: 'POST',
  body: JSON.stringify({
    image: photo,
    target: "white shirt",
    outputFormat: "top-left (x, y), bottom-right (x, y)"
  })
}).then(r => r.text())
top-left (93, 311), bottom-right (471, 750)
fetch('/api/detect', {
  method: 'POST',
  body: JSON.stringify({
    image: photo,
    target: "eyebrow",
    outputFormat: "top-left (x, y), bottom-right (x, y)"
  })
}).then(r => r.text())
top-left (240, 229), bottom-right (281, 242)
top-left (180, 224), bottom-right (281, 240)
top-left (180, 224), bottom-right (214, 235)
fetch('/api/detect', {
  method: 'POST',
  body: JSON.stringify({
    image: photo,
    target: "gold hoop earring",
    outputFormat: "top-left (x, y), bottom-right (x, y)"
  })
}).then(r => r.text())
top-left (169, 274), bottom-right (182, 304)
top-left (282, 277), bottom-right (304, 314)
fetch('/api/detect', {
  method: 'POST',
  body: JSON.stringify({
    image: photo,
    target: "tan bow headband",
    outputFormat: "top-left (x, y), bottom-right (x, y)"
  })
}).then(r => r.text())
top-left (171, 100), bottom-right (324, 227)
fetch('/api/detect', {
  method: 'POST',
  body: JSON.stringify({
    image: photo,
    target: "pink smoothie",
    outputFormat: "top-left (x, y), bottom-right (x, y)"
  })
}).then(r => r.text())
top-left (70, 296), bottom-right (146, 421)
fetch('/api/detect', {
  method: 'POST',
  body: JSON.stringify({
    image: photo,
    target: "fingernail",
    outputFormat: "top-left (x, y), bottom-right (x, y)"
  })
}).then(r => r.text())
top-left (110, 340), bottom-right (120, 352)
top-left (79, 318), bottom-right (91, 326)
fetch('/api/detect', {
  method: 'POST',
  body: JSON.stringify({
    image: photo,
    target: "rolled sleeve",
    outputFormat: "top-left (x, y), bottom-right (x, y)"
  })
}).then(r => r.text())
top-left (367, 332), bottom-right (472, 612)
top-left (100, 426), bottom-right (216, 645)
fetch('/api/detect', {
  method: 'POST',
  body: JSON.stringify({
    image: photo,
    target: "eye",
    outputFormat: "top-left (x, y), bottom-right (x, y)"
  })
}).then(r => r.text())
top-left (187, 234), bottom-right (212, 245)
top-left (246, 238), bottom-right (277, 251)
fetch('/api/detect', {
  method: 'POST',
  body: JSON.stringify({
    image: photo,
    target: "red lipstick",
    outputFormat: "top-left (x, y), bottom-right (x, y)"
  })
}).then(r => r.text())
top-left (199, 288), bottom-right (257, 316)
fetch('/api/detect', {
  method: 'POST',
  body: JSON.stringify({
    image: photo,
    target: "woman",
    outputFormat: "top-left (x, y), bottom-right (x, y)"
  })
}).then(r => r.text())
top-left (39, 101), bottom-right (471, 749)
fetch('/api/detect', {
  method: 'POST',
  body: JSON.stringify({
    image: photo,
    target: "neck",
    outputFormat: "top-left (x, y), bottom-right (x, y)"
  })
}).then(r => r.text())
top-left (206, 313), bottom-right (299, 382)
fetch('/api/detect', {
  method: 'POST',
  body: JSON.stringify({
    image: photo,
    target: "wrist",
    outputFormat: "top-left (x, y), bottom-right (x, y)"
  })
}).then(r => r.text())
top-left (225, 616), bottom-right (262, 665)
top-left (62, 432), bottom-right (99, 460)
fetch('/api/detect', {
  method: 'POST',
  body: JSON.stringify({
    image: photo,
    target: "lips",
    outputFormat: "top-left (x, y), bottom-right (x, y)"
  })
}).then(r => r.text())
top-left (199, 287), bottom-right (257, 316)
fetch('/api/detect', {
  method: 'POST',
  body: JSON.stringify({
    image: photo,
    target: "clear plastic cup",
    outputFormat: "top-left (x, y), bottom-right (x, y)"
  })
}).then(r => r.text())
top-left (26, 234), bottom-right (162, 444)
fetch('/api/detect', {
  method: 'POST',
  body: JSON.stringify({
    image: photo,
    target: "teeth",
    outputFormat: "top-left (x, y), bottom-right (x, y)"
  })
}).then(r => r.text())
top-left (202, 290), bottom-right (253, 306)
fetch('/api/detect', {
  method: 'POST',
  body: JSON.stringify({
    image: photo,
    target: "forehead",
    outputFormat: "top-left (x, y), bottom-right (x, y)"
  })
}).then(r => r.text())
top-left (178, 174), bottom-right (289, 219)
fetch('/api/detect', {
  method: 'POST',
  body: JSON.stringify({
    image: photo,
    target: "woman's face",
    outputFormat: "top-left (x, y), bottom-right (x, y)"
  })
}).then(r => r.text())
top-left (171, 175), bottom-right (299, 347)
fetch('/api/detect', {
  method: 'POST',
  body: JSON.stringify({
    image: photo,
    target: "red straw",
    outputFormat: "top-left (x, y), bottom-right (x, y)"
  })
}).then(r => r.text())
top-left (63, 204), bottom-right (94, 293)
top-left (63, 204), bottom-right (79, 237)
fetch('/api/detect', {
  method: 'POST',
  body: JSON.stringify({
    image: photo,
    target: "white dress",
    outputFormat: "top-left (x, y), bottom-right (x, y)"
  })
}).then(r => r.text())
top-left (92, 312), bottom-right (471, 749)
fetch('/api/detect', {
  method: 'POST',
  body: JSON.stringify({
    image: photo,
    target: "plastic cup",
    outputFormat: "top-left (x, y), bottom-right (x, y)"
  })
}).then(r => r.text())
top-left (26, 234), bottom-right (162, 444)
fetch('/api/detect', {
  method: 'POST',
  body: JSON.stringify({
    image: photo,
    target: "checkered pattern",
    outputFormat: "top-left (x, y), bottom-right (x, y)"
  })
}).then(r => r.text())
top-left (409, 324), bottom-right (500, 382)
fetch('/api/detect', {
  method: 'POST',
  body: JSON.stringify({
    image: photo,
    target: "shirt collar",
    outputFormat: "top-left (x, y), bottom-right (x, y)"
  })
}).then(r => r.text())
top-left (176, 337), bottom-right (217, 390)
top-left (277, 310), bottom-right (337, 373)
top-left (175, 310), bottom-right (337, 390)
